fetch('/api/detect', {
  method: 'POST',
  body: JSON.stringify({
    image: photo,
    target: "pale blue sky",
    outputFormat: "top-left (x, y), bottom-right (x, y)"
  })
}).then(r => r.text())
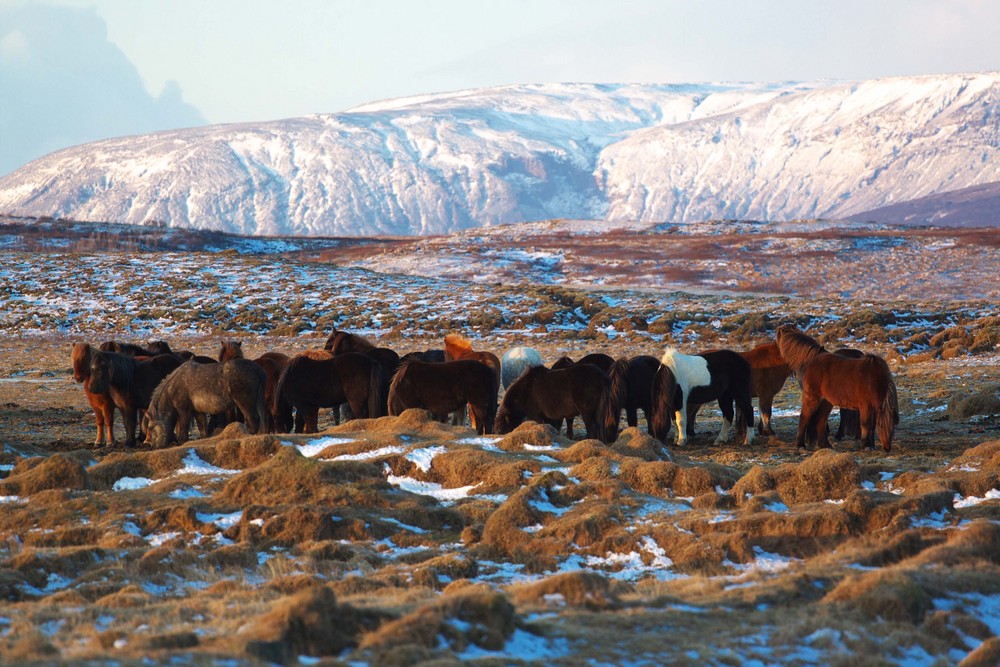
top-left (2, 0), bottom-right (999, 175)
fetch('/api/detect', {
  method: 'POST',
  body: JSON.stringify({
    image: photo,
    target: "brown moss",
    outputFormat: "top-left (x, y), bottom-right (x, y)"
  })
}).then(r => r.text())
top-left (948, 384), bottom-right (1000, 421)
top-left (412, 554), bottom-right (479, 590)
top-left (218, 446), bottom-right (387, 506)
top-left (510, 571), bottom-right (618, 609)
top-left (960, 637), bottom-right (1000, 667)
top-left (359, 586), bottom-right (515, 654)
top-left (823, 568), bottom-right (931, 624)
top-left (498, 421), bottom-right (569, 452)
top-left (0, 454), bottom-right (90, 495)
top-left (425, 448), bottom-right (536, 493)
top-left (206, 434), bottom-right (283, 469)
top-left (245, 585), bottom-right (386, 663)
top-left (610, 428), bottom-right (669, 462)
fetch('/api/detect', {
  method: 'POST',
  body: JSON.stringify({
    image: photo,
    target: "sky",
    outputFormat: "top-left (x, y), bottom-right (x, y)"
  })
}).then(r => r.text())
top-left (2, 0), bottom-right (999, 176)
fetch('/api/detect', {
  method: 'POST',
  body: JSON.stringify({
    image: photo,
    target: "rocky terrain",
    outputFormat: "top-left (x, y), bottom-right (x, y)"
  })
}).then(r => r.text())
top-left (0, 216), bottom-right (999, 665)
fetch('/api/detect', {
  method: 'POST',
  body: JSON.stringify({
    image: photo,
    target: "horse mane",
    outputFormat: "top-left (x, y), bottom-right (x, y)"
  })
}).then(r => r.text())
top-left (775, 325), bottom-right (827, 374)
top-left (444, 333), bottom-right (474, 361)
top-left (100, 350), bottom-right (137, 388)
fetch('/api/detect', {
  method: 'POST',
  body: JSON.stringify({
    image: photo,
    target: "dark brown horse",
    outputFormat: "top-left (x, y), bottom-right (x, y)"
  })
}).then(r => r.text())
top-left (400, 349), bottom-right (446, 363)
top-left (71, 343), bottom-right (116, 446)
top-left (324, 328), bottom-right (377, 355)
top-left (549, 353), bottom-right (616, 438)
top-left (650, 348), bottom-right (755, 447)
top-left (99, 340), bottom-right (157, 357)
top-left (274, 353), bottom-right (382, 433)
top-left (444, 334), bottom-right (501, 430)
top-left (387, 359), bottom-right (498, 435)
top-left (495, 364), bottom-right (617, 443)
top-left (88, 351), bottom-right (183, 447)
top-left (776, 325), bottom-right (898, 451)
top-left (608, 355), bottom-right (660, 437)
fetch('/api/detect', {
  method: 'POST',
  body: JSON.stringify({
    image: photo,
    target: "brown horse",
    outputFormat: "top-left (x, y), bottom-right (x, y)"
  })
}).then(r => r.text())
top-left (608, 355), bottom-right (660, 436)
top-left (775, 327), bottom-right (873, 443)
top-left (776, 325), bottom-right (898, 451)
top-left (88, 351), bottom-right (183, 447)
top-left (650, 348), bottom-right (755, 447)
top-left (324, 328), bottom-right (377, 355)
top-left (218, 341), bottom-right (290, 433)
top-left (444, 334), bottom-right (501, 429)
top-left (550, 353), bottom-right (616, 438)
top-left (71, 343), bottom-right (116, 446)
top-left (495, 364), bottom-right (617, 443)
top-left (740, 341), bottom-right (794, 435)
top-left (273, 353), bottom-right (382, 433)
top-left (387, 359), bottom-right (498, 435)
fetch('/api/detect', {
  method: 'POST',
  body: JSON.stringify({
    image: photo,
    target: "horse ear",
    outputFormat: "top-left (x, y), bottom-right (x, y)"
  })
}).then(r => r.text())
top-left (236, 341), bottom-right (242, 347)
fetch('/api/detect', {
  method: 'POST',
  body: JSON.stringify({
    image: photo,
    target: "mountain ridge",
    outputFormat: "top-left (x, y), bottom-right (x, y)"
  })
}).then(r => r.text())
top-left (1, 73), bottom-right (998, 236)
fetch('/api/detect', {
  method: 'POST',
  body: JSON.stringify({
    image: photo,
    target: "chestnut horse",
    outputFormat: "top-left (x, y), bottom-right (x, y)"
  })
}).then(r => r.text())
top-left (776, 327), bottom-right (874, 443)
top-left (495, 364), bottom-right (617, 443)
top-left (650, 348), bottom-right (755, 447)
top-left (71, 343), bottom-right (116, 446)
top-left (388, 359), bottom-right (498, 435)
top-left (776, 325), bottom-right (898, 451)
top-left (740, 341), bottom-right (794, 435)
top-left (88, 351), bottom-right (183, 447)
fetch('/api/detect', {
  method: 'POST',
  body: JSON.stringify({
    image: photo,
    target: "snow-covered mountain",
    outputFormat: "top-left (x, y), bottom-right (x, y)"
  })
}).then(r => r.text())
top-left (0, 73), bottom-right (998, 236)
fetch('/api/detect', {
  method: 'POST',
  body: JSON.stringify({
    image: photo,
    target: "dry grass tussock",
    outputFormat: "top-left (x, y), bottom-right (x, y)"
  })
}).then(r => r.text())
top-left (509, 570), bottom-right (619, 609)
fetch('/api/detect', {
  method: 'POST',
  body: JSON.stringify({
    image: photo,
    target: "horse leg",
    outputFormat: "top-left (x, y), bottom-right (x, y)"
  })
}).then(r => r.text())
top-left (674, 393), bottom-right (688, 446)
top-left (796, 391), bottom-right (821, 449)
top-left (103, 399), bottom-right (116, 446)
top-left (123, 408), bottom-right (138, 448)
top-left (564, 417), bottom-right (575, 440)
top-left (686, 403), bottom-right (699, 437)
top-left (626, 407), bottom-right (638, 429)
top-left (737, 393), bottom-right (756, 446)
top-left (758, 391), bottom-right (775, 436)
top-left (859, 405), bottom-right (876, 450)
top-left (714, 398), bottom-right (735, 445)
top-left (813, 401), bottom-right (834, 449)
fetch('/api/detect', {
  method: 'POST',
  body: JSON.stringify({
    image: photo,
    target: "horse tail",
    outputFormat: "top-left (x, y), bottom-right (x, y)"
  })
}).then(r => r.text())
top-left (592, 370), bottom-right (611, 444)
top-left (607, 358), bottom-right (630, 436)
top-left (649, 364), bottom-right (675, 443)
top-left (485, 368), bottom-right (499, 435)
top-left (387, 361), bottom-right (411, 416)
top-left (876, 366), bottom-right (899, 452)
top-left (272, 360), bottom-right (294, 433)
top-left (367, 359), bottom-right (382, 419)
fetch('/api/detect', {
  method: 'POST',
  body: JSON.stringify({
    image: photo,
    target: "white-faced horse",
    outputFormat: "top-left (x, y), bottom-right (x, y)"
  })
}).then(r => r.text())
top-left (650, 348), bottom-right (755, 447)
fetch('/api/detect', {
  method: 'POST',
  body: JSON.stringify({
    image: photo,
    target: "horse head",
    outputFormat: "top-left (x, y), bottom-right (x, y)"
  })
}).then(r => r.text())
top-left (219, 340), bottom-right (244, 362)
top-left (87, 352), bottom-right (114, 395)
top-left (71, 343), bottom-right (91, 383)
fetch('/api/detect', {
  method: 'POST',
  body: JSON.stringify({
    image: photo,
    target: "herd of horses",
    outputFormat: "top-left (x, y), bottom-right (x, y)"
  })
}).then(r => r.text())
top-left (70, 325), bottom-right (900, 453)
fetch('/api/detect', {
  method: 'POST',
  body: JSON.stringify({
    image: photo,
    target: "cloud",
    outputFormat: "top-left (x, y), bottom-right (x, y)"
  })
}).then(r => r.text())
top-left (0, 3), bottom-right (204, 176)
